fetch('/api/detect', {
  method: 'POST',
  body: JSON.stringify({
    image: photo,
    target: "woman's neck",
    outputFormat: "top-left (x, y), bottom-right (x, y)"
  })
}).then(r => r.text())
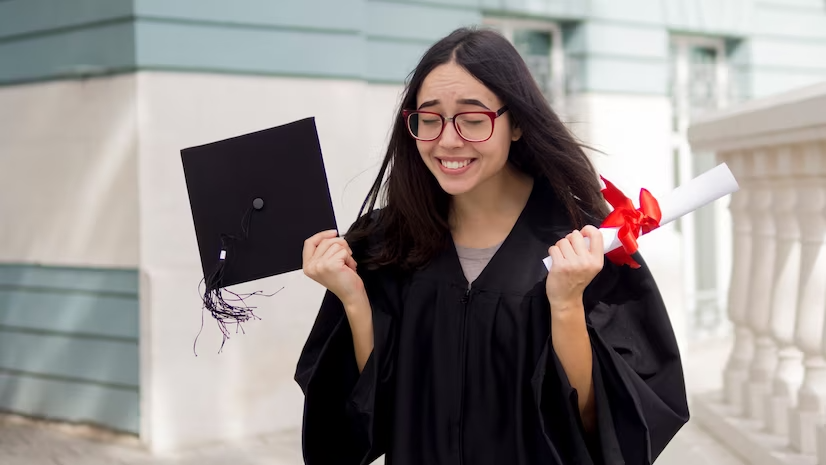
top-left (449, 164), bottom-right (534, 248)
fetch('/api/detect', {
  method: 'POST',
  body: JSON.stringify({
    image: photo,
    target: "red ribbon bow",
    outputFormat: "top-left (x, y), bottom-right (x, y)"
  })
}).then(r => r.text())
top-left (599, 176), bottom-right (662, 269)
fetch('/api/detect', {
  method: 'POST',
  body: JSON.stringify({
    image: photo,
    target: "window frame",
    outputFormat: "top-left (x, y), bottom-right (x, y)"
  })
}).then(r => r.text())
top-left (482, 17), bottom-right (566, 111)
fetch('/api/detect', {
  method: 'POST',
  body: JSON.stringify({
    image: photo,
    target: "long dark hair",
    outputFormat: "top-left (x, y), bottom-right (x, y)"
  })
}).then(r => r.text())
top-left (347, 27), bottom-right (608, 271)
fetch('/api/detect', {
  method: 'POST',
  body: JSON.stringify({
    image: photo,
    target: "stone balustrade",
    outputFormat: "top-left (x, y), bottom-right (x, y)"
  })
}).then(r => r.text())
top-left (687, 81), bottom-right (826, 465)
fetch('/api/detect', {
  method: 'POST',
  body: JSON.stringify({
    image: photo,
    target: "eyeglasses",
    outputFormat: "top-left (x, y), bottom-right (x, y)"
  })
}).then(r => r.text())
top-left (402, 106), bottom-right (509, 143)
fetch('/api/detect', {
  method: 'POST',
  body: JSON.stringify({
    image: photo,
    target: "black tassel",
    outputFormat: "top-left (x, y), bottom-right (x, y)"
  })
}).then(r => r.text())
top-left (193, 202), bottom-right (283, 355)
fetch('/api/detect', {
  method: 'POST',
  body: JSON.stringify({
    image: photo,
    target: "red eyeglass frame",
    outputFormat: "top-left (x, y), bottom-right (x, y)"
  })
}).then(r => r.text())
top-left (402, 105), bottom-right (509, 142)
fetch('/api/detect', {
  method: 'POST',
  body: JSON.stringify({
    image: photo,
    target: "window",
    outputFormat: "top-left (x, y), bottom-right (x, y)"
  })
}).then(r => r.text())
top-left (483, 18), bottom-right (566, 112)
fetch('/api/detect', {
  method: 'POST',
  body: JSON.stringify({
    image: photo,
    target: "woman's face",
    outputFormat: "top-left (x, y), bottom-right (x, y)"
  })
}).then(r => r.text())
top-left (414, 62), bottom-right (521, 196)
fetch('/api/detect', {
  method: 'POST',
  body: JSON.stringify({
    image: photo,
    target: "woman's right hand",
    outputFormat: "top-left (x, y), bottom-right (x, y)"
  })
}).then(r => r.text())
top-left (302, 230), bottom-right (366, 306)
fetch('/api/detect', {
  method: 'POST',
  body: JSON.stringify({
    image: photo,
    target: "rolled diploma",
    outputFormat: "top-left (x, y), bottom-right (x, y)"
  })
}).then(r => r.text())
top-left (542, 162), bottom-right (740, 270)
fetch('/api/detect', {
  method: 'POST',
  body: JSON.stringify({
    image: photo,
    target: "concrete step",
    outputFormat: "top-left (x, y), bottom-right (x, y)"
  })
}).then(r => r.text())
top-left (658, 417), bottom-right (747, 465)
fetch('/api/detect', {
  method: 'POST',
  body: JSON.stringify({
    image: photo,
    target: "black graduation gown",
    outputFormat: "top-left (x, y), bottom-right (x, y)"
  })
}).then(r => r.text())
top-left (294, 181), bottom-right (689, 465)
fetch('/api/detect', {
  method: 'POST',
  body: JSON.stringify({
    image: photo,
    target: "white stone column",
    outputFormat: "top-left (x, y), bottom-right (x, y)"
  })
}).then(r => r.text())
top-left (743, 150), bottom-right (779, 423)
top-left (721, 152), bottom-right (755, 414)
top-left (764, 146), bottom-right (804, 437)
top-left (789, 142), bottom-right (826, 455)
top-left (812, 142), bottom-right (826, 464)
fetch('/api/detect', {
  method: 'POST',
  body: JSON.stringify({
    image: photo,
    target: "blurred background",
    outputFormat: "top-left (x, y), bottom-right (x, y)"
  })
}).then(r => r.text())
top-left (1, 1), bottom-right (825, 464)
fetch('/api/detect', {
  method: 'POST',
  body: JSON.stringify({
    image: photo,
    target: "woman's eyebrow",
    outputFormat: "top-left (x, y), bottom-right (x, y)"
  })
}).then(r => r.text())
top-left (457, 98), bottom-right (490, 110)
top-left (418, 100), bottom-right (439, 110)
top-left (417, 98), bottom-right (491, 110)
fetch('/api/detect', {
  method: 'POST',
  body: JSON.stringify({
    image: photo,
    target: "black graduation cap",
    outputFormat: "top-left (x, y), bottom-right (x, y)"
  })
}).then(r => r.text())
top-left (181, 117), bottom-right (337, 350)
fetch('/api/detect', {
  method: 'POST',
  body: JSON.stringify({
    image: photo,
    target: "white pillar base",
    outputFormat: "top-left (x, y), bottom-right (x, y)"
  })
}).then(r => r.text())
top-left (789, 356), bottom-right (826, 455)
top-left (789, 408), bottom-right (822, 455)
top-left (726, 367), bottom-right (750, 415)
top-left (816, 423), bottom-right (826, 465)
top-left (747, 380), bottom-right (772, 423)
top-left (766, 394), bottom-right (792, 436)
top-left (745, 337), bottom-right (779, 423)
top-left (725, 327), bottom-right (755, 415)
top-left (765, 346), bottom-right (804, 437)
top-left (693, 392), bottom-right (817, 465)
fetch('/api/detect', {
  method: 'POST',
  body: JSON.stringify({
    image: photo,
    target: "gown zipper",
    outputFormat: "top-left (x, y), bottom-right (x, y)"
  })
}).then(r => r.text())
top-left (457, 287), bottom-right (471, 465)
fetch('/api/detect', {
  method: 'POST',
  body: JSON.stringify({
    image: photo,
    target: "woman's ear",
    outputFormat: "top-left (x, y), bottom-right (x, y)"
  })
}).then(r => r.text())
top-left (511, 126), bottom-right (523, 142)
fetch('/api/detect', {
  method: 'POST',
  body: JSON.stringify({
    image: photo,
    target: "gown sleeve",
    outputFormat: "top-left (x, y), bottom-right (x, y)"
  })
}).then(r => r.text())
top-left (532, 252), bottom-right (689, 465)
top-left (294, 268), bottom-right (400, 465)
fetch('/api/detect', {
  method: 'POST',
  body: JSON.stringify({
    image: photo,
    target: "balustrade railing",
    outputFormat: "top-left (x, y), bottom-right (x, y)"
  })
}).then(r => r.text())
top-left (687, 82), bottom-right (826, 465)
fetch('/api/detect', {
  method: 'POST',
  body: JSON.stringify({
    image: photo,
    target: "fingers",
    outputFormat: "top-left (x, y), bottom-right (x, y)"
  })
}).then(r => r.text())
top-left (550, 227), bottom-right (603, 270)
top-left (556, 236), bottom-right (577, 261)
top-left (329, 247), bottom-right (350, 265)
top-left (580, 225), bottom-right (604, 260)
top-left (323, 248), bottom-right (358, 274)
top-left (567, 230), bottom-right (589, 256)
top-left (303, 231), bottom-right (354, 282)
top-left (316, 238), bottom-right (352, 260)
top-left (546, 227), bottom-right (604, 303)
top-left (320, 239), bottom-right (350, 261)
top-left (548, 244), bottom-right (563, 269)
top-left (304, 239), bottom-right (356, 277)
top-left (302, 230), bottom-right (337, 264)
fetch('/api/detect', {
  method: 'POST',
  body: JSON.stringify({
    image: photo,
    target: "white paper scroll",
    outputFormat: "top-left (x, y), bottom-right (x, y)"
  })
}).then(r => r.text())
top-left (542, 163), bottom-right (740, 270)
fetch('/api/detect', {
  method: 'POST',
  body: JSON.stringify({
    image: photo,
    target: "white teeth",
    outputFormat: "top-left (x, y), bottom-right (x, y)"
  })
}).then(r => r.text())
top-left (440, 159), bottom-right (471, 169)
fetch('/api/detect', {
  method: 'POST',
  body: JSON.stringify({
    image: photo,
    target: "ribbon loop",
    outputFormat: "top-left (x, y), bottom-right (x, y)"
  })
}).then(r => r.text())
top-left (599, 176), bottom-right (662, 268)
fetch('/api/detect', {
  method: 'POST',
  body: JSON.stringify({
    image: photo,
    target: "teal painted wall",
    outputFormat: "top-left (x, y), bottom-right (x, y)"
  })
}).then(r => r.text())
top-left (0, 264), bottom-right (139, 433)
top-left (749, 1), bottom-right (826, 97)
top-left (565, 21), bottom-right (670, 95)
top-left (133, 0), bottom-right (481, 84)
top-left (478, 0), bottom-right (587, 19)
top-left (0, 0), bottom-right (132, 38)
top-left (0, 0), bottom-right (824, 96)
top-left (0, 0), bottom-right (135, 83)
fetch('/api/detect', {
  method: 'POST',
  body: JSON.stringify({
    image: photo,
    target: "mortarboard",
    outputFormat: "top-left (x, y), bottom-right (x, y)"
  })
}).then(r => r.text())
top-left (181, 117), bottom-right (337, 351)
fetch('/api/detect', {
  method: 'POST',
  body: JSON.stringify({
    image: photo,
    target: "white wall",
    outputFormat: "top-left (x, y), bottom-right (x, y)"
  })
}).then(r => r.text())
top-left (134, 71), bottom-right (404, 452)
top-left (0, 76), bottom-right (139, 268)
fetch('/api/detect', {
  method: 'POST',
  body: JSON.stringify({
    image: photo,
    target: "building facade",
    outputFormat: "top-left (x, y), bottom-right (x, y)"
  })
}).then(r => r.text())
top-left (1, 0), bottom-right (825, 453)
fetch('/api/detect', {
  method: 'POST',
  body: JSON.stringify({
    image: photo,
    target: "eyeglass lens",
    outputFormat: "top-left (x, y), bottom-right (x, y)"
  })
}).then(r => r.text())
top-left (407, 113), bottom-right (493, 142)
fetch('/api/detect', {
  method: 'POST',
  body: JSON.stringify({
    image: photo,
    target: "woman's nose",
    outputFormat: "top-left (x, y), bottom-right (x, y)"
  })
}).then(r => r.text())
top-left (438, 121), bottom-right (464, 148)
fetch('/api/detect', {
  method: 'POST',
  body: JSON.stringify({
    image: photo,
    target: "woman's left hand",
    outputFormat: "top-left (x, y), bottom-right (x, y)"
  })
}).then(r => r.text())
top-left (546, 225), bottom-right (605, 312)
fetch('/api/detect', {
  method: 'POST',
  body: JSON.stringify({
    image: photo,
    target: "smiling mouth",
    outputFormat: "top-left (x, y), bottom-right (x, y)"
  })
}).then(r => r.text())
top-left (438, 158), bottom-right (474, 170)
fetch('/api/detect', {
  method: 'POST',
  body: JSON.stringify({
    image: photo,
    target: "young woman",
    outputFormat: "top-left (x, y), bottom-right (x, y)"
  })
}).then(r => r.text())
top-left (296, 28), bottom-right (688, 465)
